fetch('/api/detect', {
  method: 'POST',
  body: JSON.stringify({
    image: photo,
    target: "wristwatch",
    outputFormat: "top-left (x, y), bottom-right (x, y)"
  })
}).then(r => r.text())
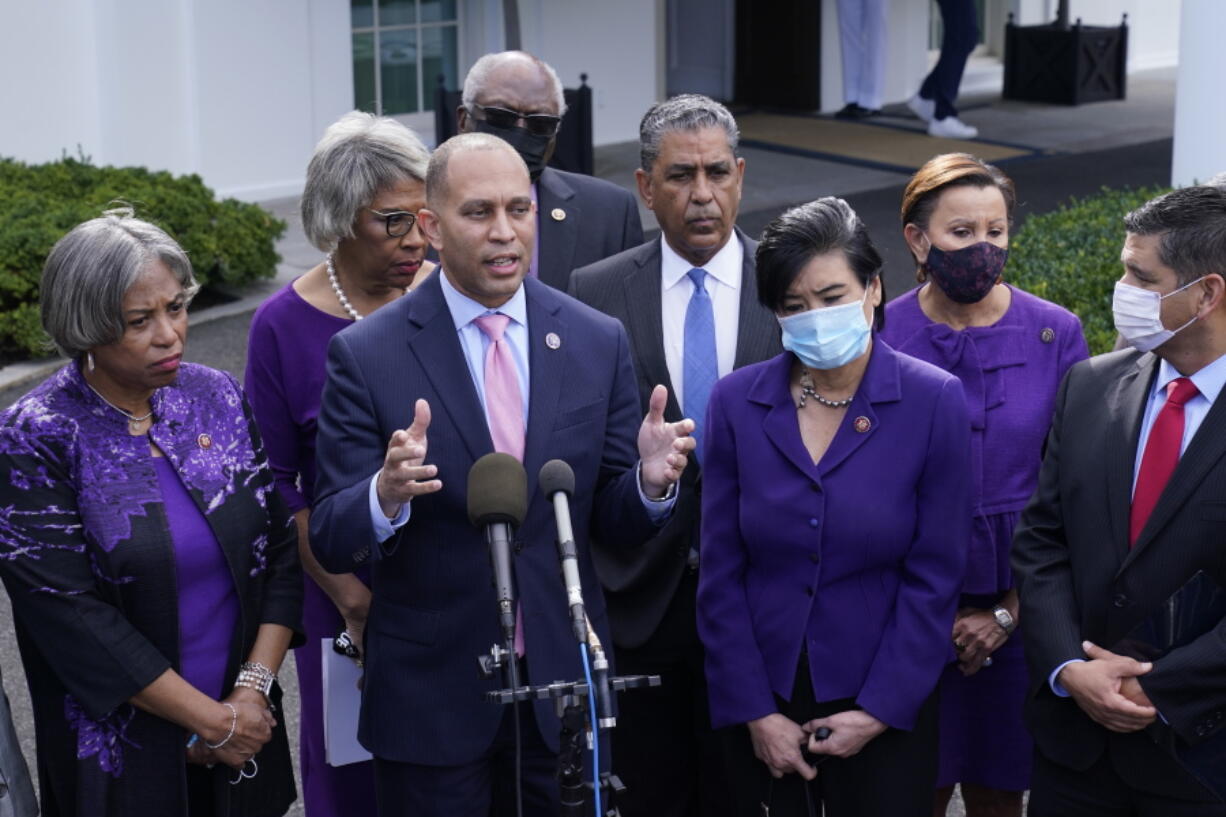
top-left (992, 605), bottom-right (1017, 635)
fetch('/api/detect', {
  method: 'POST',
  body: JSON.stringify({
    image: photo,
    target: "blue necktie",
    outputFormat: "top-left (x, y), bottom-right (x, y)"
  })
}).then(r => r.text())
top-left (683, 268), bottom-right (717, 459)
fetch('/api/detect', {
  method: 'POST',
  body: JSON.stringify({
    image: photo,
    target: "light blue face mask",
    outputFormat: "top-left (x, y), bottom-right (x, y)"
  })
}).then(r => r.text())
top-left (777, 290), bottom-right (872, 370)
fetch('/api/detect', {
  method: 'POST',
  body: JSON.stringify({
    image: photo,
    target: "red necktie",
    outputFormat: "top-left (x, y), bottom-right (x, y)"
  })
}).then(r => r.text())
top-left (1130, 377), bottom-right (1199, 546)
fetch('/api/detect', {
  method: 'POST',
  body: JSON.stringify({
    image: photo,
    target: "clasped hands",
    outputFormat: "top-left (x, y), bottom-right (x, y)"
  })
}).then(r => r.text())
top-left (186, 687), bottom-right (276, 770)
top-left (1057, 640), bottom-right (1157, 733)
top-left (747, 710), bottom-right (887, 781)
top-left (952, 606), bottom-right (1009, 676)
top-left (375, 386), bottom-right (695, 515)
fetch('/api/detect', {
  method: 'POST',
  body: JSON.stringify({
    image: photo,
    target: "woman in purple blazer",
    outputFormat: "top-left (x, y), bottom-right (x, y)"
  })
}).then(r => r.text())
top-left (697, 197), bottom-right (971, 817)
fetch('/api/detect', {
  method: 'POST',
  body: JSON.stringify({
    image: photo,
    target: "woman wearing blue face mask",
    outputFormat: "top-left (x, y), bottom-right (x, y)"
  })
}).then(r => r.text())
top-left (697, 197), bottom-right (973, 817)
top-left (883, 153), bottom-right (1089, 817)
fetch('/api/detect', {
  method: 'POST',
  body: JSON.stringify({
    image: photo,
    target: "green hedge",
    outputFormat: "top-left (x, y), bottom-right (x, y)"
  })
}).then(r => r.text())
top-left (0, 156), bottom-right (286, 360)
top-left (1010, 185), bottom-right (1171, 355)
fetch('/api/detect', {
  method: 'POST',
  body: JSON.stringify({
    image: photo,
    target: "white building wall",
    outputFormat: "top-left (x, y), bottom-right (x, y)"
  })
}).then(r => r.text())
top-left (1010, 0), bottom-right (1180, 71)
top-left (820, 0), bottom-right (932, 113)
top-left (0, 0), bottom-right (104, 164)
top-left (517, 0), bottom-right (659, 146)
top-left (1171, 0), bottom-right (1226, 187)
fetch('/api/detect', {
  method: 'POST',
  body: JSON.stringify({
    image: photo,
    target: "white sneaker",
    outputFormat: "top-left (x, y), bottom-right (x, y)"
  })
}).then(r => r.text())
top-left (928, 116), bottom-right (978, 139)
top-left (907, 94), bottom-right (936, 124)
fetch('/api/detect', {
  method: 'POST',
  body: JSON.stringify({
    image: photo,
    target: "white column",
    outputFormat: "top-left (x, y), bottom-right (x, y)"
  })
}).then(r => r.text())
top-left (1171, 0), bottom-right (1226, 186)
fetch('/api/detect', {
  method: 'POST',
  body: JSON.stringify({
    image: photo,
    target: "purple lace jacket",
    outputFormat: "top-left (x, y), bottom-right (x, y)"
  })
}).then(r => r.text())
top-left (0, 362), bottom-right (302, 816)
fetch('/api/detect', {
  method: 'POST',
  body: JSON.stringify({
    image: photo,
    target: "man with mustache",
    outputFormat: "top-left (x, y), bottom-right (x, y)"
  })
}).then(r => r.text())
top-left (457, 50), bottom-right (643, 291)
top-left (569, 95), bottom-right (781, 817)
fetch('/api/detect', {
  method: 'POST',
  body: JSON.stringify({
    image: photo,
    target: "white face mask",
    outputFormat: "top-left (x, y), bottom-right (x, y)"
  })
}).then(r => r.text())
top-left (1112, 277), bottom-right (1204, 353)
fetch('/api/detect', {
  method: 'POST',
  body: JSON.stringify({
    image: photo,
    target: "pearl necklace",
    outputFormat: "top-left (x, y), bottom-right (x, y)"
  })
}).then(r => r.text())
top-left (326, 254), bottom-right (362, 321)
top-left (797, 368), bottom-right (854, 409)
top-left (84, 379), bottom-right (154, 433)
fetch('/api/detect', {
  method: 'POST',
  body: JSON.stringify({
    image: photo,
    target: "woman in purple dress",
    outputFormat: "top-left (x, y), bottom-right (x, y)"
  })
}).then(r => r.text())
top-left (244, 111), bottom-right (432, 817)
top-left (0, 210), bottom-right (302, 816)
top-left (881, 154), bottom-right (1089, 817)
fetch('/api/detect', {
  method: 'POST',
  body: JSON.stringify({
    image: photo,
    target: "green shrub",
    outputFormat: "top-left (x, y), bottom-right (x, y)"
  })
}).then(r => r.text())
top-left (1010, 185), bottom-right (1170, 355)
top-left (0, 155), bottom-right (286, 360)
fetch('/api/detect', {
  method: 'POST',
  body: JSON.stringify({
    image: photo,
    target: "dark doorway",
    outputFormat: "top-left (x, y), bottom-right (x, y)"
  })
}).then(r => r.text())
top-left (735, 0), bottom-right (822, 109)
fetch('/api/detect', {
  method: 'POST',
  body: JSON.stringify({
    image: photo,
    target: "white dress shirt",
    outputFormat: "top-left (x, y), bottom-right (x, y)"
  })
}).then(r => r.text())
top-left (369, 272), bottom-right (675, 543)
top-left (660, 235), bottom-right (743, 412)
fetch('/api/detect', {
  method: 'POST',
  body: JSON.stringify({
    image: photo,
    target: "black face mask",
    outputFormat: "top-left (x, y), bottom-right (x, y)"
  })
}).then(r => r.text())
top-left (472, 120), bottom-right (552, 181)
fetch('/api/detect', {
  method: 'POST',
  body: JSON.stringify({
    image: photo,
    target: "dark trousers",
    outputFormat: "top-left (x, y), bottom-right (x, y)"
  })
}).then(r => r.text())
top-left (919, 0), bottom-right (979, 119)
top-left (610, 569), bottom-right (734, 817)
top-left (1029, 747), bottom-right (1226, 817)
top-left (373, 700), bottom-right (559, 817)
top-left (723, 657), bottom-right (939, 817)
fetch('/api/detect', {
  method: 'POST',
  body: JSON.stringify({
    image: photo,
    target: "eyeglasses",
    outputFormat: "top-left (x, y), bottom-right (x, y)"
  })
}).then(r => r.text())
top-left (367, 208), bottom-right (418, 238)
top-left (469, 103), bottom-right (562, 137)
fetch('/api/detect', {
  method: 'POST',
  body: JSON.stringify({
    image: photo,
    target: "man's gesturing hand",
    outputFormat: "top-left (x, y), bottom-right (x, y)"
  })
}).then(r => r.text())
top-left (637, 385), bottom-right (696, 499)
top-left (1059, 640), bottom-right (1157, 733)
top-left (376, 399), bottom-right (442, 518)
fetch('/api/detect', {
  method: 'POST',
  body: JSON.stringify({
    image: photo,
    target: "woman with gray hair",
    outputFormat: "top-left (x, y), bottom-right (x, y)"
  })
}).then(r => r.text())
top-left (0, 209), bottom-right (303, 816)
top-left (244, 110), bottom-right (431, 817)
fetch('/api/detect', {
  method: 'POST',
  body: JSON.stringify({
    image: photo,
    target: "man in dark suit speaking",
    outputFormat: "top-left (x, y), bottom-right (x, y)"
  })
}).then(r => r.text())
top-left (457, 50), bottom-right (644, 291)
top-left (309, 132), bottom-right (694, 817)
top-left (569, 95), bottom-right (780, 817)
top-left (1013, 185), bottom-right (1226, 816)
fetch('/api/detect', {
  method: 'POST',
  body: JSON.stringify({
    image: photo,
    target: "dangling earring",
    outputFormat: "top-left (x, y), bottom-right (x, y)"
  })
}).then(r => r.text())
top-left (86, 352), bottom-right (95, 372)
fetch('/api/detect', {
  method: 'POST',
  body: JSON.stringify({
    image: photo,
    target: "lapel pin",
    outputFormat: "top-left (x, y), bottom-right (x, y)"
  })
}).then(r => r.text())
top-left (853, 416), bottom-right (871, 433)
top-left (197, 433), bottom-right (213, 449)
top-left (545, 332), bottom-right (562, 350)
top-left (1040, 327), bottom-right (1055, 344)
top-left (551, 208), bottom-right (567, 222)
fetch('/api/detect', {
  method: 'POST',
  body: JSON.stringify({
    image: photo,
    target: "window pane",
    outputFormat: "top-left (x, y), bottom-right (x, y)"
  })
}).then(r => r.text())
top-left (381, 29), bottom-right (418, 114)
top-left (353, 32), bottom-right (377, 113)
top-left (421, 0), bottom-right (457, 23)
top-left (421, 25), bottom-right (458, 111)
top-left (379, 0), bottom-right (415, 26)
top-left (352, 0), bottom-right (373, 29)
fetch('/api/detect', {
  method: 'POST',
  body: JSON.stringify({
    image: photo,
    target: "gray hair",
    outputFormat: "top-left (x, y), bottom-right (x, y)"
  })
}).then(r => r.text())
top-left (639, 94), bottom-right (740, 171)
top-left (461, 51), bottom-right (568, 117)
top-left (41, 207), bottom-right (199, 358)
top-left (426, 132), bottom-right (527, 207)
top-left (300, 111), bottom-right (431, 253)
top-left (1207, 171), bottom-right (1226, 189)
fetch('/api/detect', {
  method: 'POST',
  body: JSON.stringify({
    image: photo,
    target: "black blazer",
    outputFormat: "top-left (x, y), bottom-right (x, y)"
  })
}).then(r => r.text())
top-left (569, 231), bottom-right (781, 648)
top-left (1013, 348), bottom-right (1226, 798)
top-left (536, 167), bottom-right (644, 291)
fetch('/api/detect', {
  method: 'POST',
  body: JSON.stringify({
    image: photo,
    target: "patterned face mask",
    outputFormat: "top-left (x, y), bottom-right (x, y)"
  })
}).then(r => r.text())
top-left (924, 241), bottom-right (1009, 304)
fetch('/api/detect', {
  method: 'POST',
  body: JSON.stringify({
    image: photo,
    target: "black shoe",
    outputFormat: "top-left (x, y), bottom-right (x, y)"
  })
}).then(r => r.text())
top-left (834, 103), bottom-right (880, 120)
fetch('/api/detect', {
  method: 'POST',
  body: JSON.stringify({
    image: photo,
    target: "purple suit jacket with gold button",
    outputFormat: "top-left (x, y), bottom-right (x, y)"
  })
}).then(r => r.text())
top-left (697, 339), bottom-right (972, 731)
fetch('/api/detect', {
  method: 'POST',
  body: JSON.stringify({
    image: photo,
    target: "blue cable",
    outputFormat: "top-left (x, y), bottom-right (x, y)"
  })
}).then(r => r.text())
top-left (580, 642), bottom-right (602, 817)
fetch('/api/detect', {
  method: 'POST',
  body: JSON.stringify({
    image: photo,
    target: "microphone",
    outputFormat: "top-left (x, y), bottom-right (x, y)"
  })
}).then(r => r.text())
top-left (468, 453), bottom-right (528, 655)
top-left (539, 459), bottom-right (587, 645)
top-left (585, 619), bottom-right (616, 730)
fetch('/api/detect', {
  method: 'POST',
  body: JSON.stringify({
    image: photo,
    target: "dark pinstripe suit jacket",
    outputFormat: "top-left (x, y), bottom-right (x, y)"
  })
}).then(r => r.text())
top-left (568, 231), bottom-right (781, 648)
top-left (536, 167), bottom-right (644, 291)
top-left (1013, 348), bottom-right (1226, 798)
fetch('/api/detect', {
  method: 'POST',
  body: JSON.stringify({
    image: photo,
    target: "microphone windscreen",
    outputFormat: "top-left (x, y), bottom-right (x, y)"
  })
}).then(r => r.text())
top-left (538, 459), bottom-right (575, 499)
top-left (467, 452), bottom-right (528, 528)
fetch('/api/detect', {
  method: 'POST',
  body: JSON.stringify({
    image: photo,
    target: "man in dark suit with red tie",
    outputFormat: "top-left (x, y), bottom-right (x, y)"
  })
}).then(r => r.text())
top-left (1013, 185), bottom-right (1226, 816)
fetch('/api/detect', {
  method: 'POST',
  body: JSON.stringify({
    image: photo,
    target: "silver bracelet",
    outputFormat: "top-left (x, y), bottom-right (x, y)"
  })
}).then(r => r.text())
top-left (234, 661), bottom-right (276, 701)
top-left (205, 702), bottom-right (237, 749)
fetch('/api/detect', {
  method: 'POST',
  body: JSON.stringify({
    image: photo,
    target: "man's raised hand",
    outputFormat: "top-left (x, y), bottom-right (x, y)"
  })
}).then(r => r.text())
top-left (376, 399), bottom-right (442, 517)
top-left (637, 384), bottom-right (696, 498)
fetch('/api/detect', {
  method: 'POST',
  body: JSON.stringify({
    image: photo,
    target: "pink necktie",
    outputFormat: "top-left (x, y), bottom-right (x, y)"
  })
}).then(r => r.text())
top-left (474, 313), bottom-right (526, 656)
top-left (473, 314), bottom-right (525, 461)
